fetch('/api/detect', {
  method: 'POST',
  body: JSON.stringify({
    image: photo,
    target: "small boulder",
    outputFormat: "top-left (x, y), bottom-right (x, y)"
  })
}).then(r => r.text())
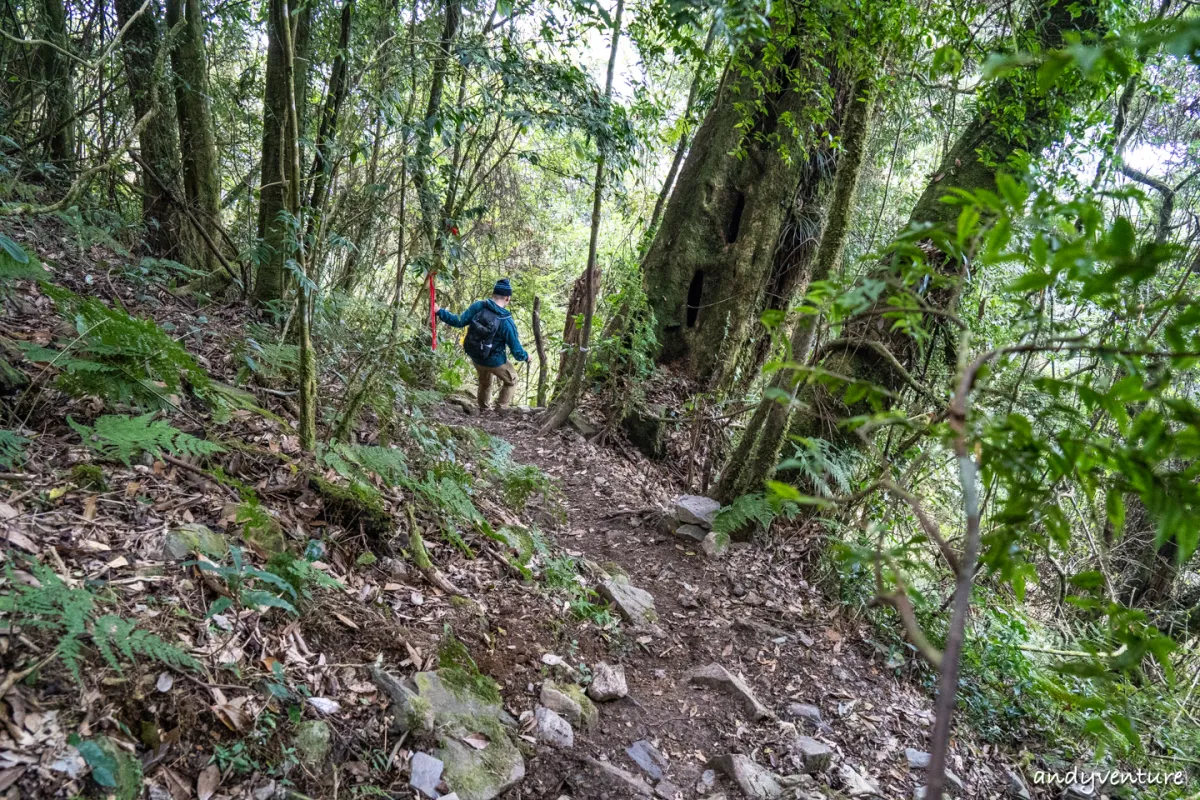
top-left (709, 754), bottom-right (782, 800)
top-left (687, 663), bottom-right (774, 720)
top-left (409, 751), bottom-right (444, 798)
top-left (540, 681), bottom-right (597, 729)
top-left (906, 748), bottom-right (932, 769)
top-left (598, 575), bottom-right (657, 626)
top-left (569, 412), bottom-right (599, 438)
top-left (626, 739), bottom-right (670, 781)
top-left (674, 524), bottom-right (707, 543)
top-left (160, 523), bottom-right (228, 561)
top-left (1005, 768), bottom-right (1032, 800)
top-left (786, 703), bottom-right (823, 728)
top-left (582, 756), bottom-right (654, 797)
top-left (294, 721), bottom-right (331, 766)
top-left (695, 769), bottom-right (717, 795)
top-left (793, 736), bottom-right (833, 774)
top-left (655, 779), bottom-right (682, 799)
top-left (534, 706), bottom-right (574, 748)
top-left (623, 403), bottom-right (667, 460)
top-left (588, 662), bottom-right (628, 701)
top-left (701, 530), bottom-right (728, 558)
top-left (674, 495), bottom-right (721, 527)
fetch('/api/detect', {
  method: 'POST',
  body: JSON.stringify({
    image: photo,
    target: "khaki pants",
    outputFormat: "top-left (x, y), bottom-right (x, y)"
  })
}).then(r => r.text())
top-left (475, 362), bottom-right (517, 410)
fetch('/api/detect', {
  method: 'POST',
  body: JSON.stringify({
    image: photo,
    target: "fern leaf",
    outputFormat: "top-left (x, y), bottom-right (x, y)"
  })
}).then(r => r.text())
top-left (0, 429), bottom-right (29, 470)
top-left (70, 414), bottom-right (224, 466)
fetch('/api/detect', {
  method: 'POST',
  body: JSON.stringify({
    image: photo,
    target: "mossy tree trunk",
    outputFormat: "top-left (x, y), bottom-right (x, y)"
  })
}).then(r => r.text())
top-left (254, 0), bottom-right (312, 305)
top-left (165, 0), bottom-right (221, 265)
top-left (785, 0), bottom-right (1104, 450)
top-left (639, 21), bottom-right (849, 391)
top-left (717, 78), bottom-right (874, 502)
top-left (37, 0), bottom-right (75, 170)
top-left (115, 0), bottom-right (191, 261)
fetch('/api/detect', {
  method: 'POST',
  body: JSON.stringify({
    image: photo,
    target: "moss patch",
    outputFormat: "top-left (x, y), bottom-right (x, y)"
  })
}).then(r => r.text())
top-left (310, 475), bottom-right (393, 538)
top-left (438, 631), bottom-right (502, 705)
top-left (70, 463), bottom-right (107, 491)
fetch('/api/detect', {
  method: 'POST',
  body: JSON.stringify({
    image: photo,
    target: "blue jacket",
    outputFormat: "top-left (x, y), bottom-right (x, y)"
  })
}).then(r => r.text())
top-left (437, 299), bottom-right (529, 368)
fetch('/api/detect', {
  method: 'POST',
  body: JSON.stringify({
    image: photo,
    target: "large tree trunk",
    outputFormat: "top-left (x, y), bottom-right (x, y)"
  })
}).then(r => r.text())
top-left (166, 0), bottom-right (221, 272)
top-left (254, 0), bottom-right (312, 305)
top-left (37, 0), bottom-right (75, 170)
top-left (639, 21), bottom-right (845, 390)
top-left (717, 78), bottom-right (875, 502)
top-left (786, 0), bottom-right (1104, 450)
top-left (115, 0), bottom-right (190, 261)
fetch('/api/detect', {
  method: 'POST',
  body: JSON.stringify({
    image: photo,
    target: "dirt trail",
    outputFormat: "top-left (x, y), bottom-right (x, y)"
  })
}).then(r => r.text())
top-left (435, 402), bottom-right (1012, 800)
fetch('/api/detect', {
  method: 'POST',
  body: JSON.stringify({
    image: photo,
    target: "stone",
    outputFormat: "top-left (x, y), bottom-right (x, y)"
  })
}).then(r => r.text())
top-left (534, 706), bottom-right (574, 748)
top-left (371, 667), bottom-right (524, 800)
top-left (695, 769), bottom-right (717, 794)
top-left (409, 752), bottom-right (444, 799)
top-left (911, 772), bottom-right (964, 798)
top-left (598, 575), bottom-right (657, 626)
top-left (568, 412), bottom-right (599, 437)
top-left (709, 754), bottom-right (782, 800)
top-left (687, 663), bottom-right (774, 721)
top-left (793, 736), bottom-right (832, 774)
top-left (654, 779), bottom-right (682, 799)
top-left (1062, 783), bottom-right (1096, 799)
top-left (626, 739), bottom-right (669, 781)
top-left (701, 530), bottom-right (728, 558)
top-left (582, 756), bottom-right (654, 797)
top-left (838, 764), bottom-right (881, 797)
top-left (1005, 768), bottom-right (1031, 800)
top-left (160, 523), bottom-right (228, 561)
top-left (293, 721), bottom-right (331, 766)
top-left (588, 662), bottom-right (628, 701)
top-left (674, 524), bottom-right (707, 543)
top-left (906, 748), bottom-right (932, 769)
top-left (674, 495), bottom-right (721, 527)
top-left (785, 703), bottom-right (823, 728)
top-left (540, 681), bottom-right (597, 729)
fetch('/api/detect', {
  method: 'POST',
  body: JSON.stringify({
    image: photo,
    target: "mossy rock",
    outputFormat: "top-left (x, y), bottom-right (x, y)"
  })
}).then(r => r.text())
top-left (621, 402), bottom-right (667, 459)
top-left (161, 523), bottom-right (228, 561)
top-left (310, 475), bottom-right (394, 538)
top-left (70, 463), bottom-right (107, 491)
top-left (242, 515), bottom-right (287, 556)
top-left (294, 720), bottom-right (331, 765)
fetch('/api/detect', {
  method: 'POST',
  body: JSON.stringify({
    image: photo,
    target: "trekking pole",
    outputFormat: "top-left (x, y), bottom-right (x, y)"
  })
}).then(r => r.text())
top-left (523, 359), bottom-right (531, 405)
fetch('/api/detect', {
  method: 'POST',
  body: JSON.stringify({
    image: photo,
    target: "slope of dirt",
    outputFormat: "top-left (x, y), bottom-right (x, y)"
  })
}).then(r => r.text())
top-left (0, 218), bottom-right (1028, 800)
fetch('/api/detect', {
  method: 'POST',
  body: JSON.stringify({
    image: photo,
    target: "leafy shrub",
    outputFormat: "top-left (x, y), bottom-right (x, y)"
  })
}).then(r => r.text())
top-left (0, 233), bottom-right (46, 286)
top-left (69, 414), bottom-right (223, 466)
top-left (194, 546), bottom-right (302, 617)
top-left (6, 560), bottom-right (200, 680)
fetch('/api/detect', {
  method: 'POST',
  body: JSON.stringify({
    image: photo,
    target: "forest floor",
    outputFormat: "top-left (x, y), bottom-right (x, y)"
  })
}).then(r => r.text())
top-left (1, 217), bottom-right (1030, 800)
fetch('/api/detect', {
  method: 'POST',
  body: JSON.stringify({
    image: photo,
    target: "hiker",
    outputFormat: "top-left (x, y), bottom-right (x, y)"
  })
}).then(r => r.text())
top-left (435, 278), bottom-right (530, 411)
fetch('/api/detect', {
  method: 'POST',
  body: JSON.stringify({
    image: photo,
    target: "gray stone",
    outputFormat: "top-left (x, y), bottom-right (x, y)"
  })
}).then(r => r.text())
top-left (674, 524), bottom-right (707, 543)
top-left (786, 703), bottom-right (823, 727)
top-left (946, 770), bottom-right (965, 794)
top-left (655, 779), bottom-right (682, 799)
top-left (838, 764), bottom-right (881, 797)
top-left (674, 495), bottom-right (721, 527)
top-left (293, 721), bottom-right (331, 766)
top-left (569, 412), bottom-right (599, 437)
top-left (1062, 783), bottom-right (1096, 800)
top-left (371, 667), bottom-right (524, 800)
top-left (701, 530), bottom-right (728, 558)
top-left (598, 575), bottom-right (657, 626)
top-left (535, 706), bottom-right (574, 748)
top-left (709, 754), bottom-right (782, 800)
top-left (588, 662), bottom-right (628, 701)
top-left (160, 523), bottom-right (228, 561)
top-left (695, 769), bottom-right (717, 795)
top-left (687, 663), bottom-right (774, 721)
top-left (1005, 768), bottom-right (1031, 800)
top-left (409, 751), bottom-right (444, 798)
top-left (794, 736), bottom-right (832, 774)
top-left (912, 771), bottom-right (964, 799)
top-left (583, 756), bottom-right (654, 797)
top-left (540, 681), bottom-right (597, 729)
top-left (906, 748), bottom-right (931, 769)
top-left (623, 403), bottom-right (667, 460)
top-left (626, 740), bottom-right (669, 781)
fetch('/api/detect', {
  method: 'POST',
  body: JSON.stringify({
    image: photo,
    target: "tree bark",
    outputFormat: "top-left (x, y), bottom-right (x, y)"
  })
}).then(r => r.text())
top-left (717, 77), bottom-right (875, 502)
top-left (254, 0), bottom-right (312, 305)
top-left (306, 0), bottom-right (353, 235)
top-left (37, 0), bottom-right (75, 169)
top-left (538, 0), bottom-right (623, 434)
top-left (115, 0), bottom-right (190, 261)
top-left (533, 295), bottom-right (548, 407)
top-left (165, 0), bottom-right (220, 251)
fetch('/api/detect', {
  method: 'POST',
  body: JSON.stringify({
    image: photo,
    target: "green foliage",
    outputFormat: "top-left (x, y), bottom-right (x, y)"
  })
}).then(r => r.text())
top-left (69, 413), bottom-right (223, 466)
top-left (0, 233), bottom-right (45, 284)
top-left (26, 288), bottom-right (213, 409)
top-left (193, 546), bottom-right (301, 617)
top-left (7, 559), bottom-right (200, 680)
top-left (540, 555), bottom-right (618, 629)
top-left (72, 735), bottom-right (143, 800)
top-left (438, 627), bottom-right (502, 704)
top-left (480, 435), bottom-right (560, 511)
top-left (320, 441), bottom-right (409, 487)
top-left (711, 492), bottom-right (800, 540)
top-left (235, 323), bottom-right (300, 385)
top-left (266, 551), bottom-right (343, 600)
top-left (70, 463), bottom-right (107, 490)
top-left (0, 429), bottom-right (29, 470)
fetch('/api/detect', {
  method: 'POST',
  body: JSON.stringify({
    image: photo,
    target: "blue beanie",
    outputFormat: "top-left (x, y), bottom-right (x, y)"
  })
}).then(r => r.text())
top-left (493, 278), bottom-right (512, 296)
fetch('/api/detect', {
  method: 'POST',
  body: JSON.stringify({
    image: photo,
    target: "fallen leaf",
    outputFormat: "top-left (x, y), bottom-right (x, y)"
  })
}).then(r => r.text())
top-left (161, 767), bottom-right (192, 800)
top-left (196, 764), bottom-right (220, 800)
top-left (462, 732), bottom-right (490, 750)
top-left (410, 591), bottom-right (424, 606)
top-left (383, 582), bottom-right (403, 591)
top-left (4, 530), bottom-right (37, 553)
top-left (156, 672), bottom-right (174, 693)
top-left (333, 612), bottom-right (360, 630)
top-left (106, 556), bottom-right (129, 569)
top-left (212, 702), bottom-right (250, 732)
top-left (307, 697), bottom-right (340, 715)
top-left (48, 486), bottom-right (70, 501)
top-left (0, 503), bottom-right (18, 520)
top-left (82, 496), bottom-right (97, 520)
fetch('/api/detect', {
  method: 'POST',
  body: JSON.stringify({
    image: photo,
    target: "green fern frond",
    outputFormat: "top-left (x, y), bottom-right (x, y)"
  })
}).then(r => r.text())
top-left (712, 494), bottom-right (777, 538)
top-left (70, 413), bottom-right (224, 466)
top-left (0, 429), bottom-right (29, 470)
top-left (321, 442), bottom-right (408, 486)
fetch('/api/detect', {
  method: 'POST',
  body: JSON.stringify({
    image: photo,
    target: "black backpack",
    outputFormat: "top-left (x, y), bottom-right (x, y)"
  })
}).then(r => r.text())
top-left (463, 306), bottom-right (503, 362)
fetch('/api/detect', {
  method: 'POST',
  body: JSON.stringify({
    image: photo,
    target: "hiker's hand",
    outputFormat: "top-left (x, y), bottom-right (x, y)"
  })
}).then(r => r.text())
top-left (432, 302), bottom-right (440, 314)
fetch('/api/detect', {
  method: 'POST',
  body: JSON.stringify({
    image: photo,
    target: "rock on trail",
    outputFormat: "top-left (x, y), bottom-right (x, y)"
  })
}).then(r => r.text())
top-left (687, 662), bottom-right (775, 721)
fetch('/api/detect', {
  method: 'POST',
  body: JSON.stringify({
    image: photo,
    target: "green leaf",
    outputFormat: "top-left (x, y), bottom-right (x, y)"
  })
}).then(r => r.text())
top-left (74, 739), bottom-right (118, 788)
